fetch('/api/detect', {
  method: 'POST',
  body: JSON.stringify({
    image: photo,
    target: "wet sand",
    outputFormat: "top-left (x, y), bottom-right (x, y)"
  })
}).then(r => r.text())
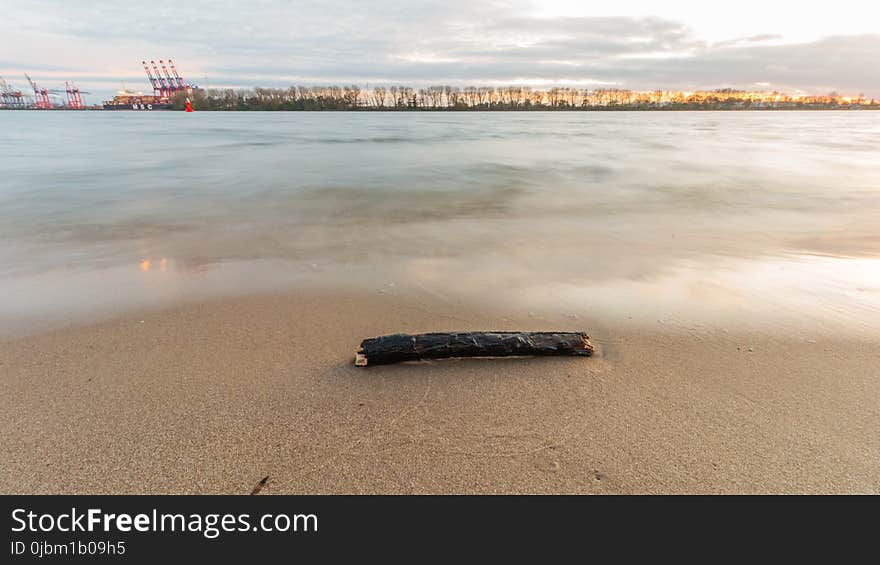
top-left (1, 288), bottom-right (878, 494)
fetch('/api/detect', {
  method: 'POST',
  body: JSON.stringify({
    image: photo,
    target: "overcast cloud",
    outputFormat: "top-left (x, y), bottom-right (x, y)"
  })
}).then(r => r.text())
top-left (2, 0), bottom-right (879, 100)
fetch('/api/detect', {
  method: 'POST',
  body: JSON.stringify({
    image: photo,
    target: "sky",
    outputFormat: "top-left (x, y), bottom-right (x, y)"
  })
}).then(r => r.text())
top-left (2, 0), bottom-right (879, 102)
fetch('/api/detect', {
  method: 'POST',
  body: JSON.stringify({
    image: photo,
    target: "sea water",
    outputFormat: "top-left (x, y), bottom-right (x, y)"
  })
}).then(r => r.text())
top-left (1, 111), bottom-right (878, 335)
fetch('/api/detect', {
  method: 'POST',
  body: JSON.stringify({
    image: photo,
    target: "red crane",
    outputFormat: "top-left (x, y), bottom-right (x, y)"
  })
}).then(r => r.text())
top-left (25, 74), bottom-right (52, 109)
top-left (141, 58), bottom-right (199, 98)
top-left (150, 60), bottom-right (172, 97)
top-left (167, 59), bottom-right (188, 91)
top-left (65, 81), bottom-right (86, 109)
top-left (158, 60), bottom-right (178, 94)
top-left (142, 61), bottom-right (163, 96)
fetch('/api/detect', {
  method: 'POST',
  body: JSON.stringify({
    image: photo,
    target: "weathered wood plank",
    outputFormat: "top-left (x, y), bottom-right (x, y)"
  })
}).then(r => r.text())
top-left (355, 331), bottom-right (593, 366)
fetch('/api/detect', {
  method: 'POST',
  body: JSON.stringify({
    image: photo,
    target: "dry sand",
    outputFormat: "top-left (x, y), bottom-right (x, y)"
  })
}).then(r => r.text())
top-left (1, 289), bottom-right (878, 494)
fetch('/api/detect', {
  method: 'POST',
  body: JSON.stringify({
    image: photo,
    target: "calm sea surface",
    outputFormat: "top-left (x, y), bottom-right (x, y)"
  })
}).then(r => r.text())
top-left (1, 111), bottom-right (879, 335)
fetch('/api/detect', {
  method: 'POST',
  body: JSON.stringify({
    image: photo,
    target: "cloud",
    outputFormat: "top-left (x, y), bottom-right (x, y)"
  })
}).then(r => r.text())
top-left (711, 34), bottom-right (784, 48)
top-left (2, 1), bottom-right (878, 100)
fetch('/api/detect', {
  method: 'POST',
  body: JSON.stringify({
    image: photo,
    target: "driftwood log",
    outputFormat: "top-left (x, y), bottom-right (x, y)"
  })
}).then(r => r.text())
top-left (355, 331), bottom-right (593, 367)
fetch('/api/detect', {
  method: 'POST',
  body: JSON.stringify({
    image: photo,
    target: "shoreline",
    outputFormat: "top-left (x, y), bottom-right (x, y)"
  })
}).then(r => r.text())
top-left (5, 107), bottom-right (880, 112)
top-left (2, 288), bottom-right (878, 494)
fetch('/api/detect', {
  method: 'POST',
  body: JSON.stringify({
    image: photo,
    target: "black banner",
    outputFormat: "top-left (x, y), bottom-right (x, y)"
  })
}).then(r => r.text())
top-left (1, 495), bottom-right (874, 562)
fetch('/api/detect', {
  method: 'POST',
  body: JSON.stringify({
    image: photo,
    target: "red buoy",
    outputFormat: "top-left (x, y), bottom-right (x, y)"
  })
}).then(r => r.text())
top-left (185, 98), bottom-right (193, 112)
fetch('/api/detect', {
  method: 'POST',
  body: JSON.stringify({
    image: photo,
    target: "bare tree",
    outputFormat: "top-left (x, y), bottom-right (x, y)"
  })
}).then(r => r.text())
top-left (371, 87), bottom-right (387, 108)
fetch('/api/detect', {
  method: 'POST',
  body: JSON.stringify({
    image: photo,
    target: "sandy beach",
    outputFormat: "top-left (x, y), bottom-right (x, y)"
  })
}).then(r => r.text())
top-left (1, 286), bottom-right (878, 495)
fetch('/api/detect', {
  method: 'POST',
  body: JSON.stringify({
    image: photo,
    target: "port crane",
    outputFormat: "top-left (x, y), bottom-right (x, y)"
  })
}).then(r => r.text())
top-left (150, 60), bottom-right (173, 97)
top-left (141, 58), bottom-right (197, 98)
top-left (24, 74), bottom-right (52, 109)
top-left (0, 76), bottom-right (27, 108)
top-left (167, 59), bottom-right (188, 91)
top-left (64, 81), bottom-right (90, 109)
top-left (142, 61), bottom-right (163, 96)
top-left (21, 75), bottom-right (89, 109)
top-left (158, 60), bottom-right (176, 93)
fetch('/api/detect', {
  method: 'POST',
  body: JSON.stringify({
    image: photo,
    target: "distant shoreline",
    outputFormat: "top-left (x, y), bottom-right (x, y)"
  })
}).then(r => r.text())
top-left (4, 106), bottom-right (878, 112)
top-left (182, 106), bottom-right (879, 112)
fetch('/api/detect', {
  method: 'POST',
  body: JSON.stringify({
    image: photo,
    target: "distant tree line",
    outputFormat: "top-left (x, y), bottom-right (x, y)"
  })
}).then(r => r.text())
top-left (172, 86), bottom-right (878, 111)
